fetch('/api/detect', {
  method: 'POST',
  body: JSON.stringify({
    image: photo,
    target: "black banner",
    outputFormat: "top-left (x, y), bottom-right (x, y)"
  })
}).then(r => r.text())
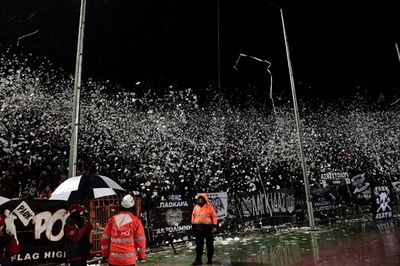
top-left (237, 190), bottom-right (296, 221)
top-left (151, 200), bottom-right (193, 246)
top-left (1, 199), bottom-right (71, 265)
top-left (320, 171), bottom-right (350, 186)
top-left (311, 187), bottom-right (338, 212)
top-left (372, 185), bottom-right (393, 220)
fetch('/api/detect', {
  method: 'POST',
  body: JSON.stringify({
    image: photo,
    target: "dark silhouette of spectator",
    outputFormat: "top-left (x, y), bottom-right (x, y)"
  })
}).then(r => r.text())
top-left (53, 150), bottom-right (67, 166)
top-left (0, 170), bottom-right (14, 198)
top-left (20, 164), bottom-right (36, 196)
top-left (12, 157), bottom-right (24, 198)
top-left (38, 165), bottom-right (55, 192)
top-left (23, 179), bottom-right (39, 199)
top-left (53, 165), bottom-right (68, 188)
top-left (39, 185), bottom-right (53, 199)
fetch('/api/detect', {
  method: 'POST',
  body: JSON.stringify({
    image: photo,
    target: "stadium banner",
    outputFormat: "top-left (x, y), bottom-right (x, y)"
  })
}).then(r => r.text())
top-left (350, 173), bottom-right (372, 201)
top-left (371, 185), bottom-right (393, 220)
top-left (320, 171), bottom-right (351, 187)
top-left (151, 199), bottom-right (193, 246)
top-left (311, 187), bottom-right (338, 212)
top-left (1, 199), bottom-right (71, 266)
top-left (237, 190), bottom-right (296, 221)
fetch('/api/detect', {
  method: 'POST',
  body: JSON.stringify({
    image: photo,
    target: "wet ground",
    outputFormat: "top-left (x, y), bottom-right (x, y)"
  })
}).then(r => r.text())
top-left (88, 219), bottom-right (400, 266)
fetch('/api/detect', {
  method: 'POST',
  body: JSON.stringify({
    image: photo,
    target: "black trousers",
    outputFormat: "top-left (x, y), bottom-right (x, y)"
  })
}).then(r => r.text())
top-left (68, 259), bottom-right (87, 266)
top-left (194, 229), bottom-right (214, 262)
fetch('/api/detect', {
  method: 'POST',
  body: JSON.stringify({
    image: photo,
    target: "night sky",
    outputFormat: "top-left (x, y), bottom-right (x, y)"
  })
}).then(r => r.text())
top-left (1, 0), bottom-right (399, 99)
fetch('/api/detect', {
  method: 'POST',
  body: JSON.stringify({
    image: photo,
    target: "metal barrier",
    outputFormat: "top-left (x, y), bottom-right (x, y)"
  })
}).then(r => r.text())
top-left (88, 195), bottom-right (141, 254)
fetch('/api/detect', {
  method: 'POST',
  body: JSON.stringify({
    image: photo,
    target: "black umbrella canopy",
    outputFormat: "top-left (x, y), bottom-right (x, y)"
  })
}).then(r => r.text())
top-left (50, 174), bottom-right (125, 201)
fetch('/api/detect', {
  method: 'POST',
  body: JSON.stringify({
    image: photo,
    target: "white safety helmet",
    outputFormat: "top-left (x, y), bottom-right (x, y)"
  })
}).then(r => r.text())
top-left (121, 194), bottom-right (135, 208)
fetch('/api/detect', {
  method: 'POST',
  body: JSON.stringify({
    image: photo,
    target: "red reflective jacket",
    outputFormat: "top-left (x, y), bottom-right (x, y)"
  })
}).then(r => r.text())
top-left (191, 193), bottom-right (218, 227)
top-left (101, 211), bottom-right (146, 265)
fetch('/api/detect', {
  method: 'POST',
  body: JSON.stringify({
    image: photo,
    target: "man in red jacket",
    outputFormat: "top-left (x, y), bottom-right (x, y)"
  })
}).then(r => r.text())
top-left (0, 214), bottom-right (20, 266)
top-left (64, 204), bottom-right (93, 266)
top-left (101, 194), bottom-right (146, 266)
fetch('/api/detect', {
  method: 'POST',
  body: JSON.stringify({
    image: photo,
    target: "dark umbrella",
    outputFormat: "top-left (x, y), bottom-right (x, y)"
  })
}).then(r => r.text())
top-left (0, 195), bottom-right (11, 206)
top-left (49, 174), bottom-right (125, 201)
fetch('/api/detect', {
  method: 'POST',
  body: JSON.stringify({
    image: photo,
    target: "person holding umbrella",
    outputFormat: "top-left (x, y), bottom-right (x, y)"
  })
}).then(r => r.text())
top-left (64, 204), bottom-right (93, 266)
top-left (101, 194), bottom-right (146, 266)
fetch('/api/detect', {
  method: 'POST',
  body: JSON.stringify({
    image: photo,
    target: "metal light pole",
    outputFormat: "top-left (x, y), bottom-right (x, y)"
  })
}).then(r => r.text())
top-left (69, 0), bottom-right (87, 178)
top-left (217, 0), bottom-right (221, 93)
top-left (280, 8), bottom-right (315, 230)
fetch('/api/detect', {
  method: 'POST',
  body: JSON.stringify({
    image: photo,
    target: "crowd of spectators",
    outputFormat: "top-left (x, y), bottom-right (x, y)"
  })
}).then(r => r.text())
top-left (1, 50), bottom-right (400, 209)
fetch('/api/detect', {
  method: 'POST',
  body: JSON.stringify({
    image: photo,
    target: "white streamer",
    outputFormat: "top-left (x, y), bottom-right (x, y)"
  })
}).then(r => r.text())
top-left (17, 30), bottom-right (39, 46)
top-left (233, 53), bottom-right (275, 113)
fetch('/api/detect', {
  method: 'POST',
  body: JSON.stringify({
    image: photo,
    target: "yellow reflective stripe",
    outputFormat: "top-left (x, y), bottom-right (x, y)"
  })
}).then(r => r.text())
top-left (111, 237), bottom-right (134, 243)
top-left (137, 247), bottom-right (146, 252)
top-left (193, 214), bottom-right (217, 222)
top-left (110, 251), bottom-right (137, 258)
top-left (195, 213), bottom-right (212, 218)
top-left (101, 245), bottom-right (109, 249)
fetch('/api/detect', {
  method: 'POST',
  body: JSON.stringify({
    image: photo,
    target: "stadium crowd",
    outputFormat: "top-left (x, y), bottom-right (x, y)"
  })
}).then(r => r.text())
top-left (1, 50), bottom-right (400, 208)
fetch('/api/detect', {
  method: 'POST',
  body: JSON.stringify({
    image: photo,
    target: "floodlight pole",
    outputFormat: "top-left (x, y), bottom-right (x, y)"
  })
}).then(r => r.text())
top-left (280, 8), bottom-right (315, 230)
top-left (69, 0), bottom-right (87, 178)
top-left (217, 0), bottom-right (221, 93)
